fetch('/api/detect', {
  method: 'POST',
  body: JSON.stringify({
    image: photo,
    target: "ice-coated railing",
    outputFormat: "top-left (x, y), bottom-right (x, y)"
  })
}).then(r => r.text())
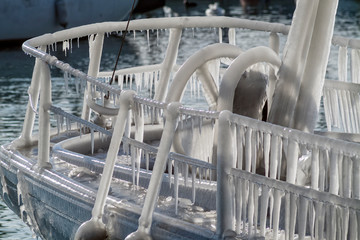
top-left (230, 168), bottom-right (360, 239)
top-left (323, 79), bottom-right (360, 133)
top-left (322, 37), bottom-right (360, 134)
top-left (218, 110), bottom-right (360, 197)
top-left (217, 110), bottom-right (360, 239)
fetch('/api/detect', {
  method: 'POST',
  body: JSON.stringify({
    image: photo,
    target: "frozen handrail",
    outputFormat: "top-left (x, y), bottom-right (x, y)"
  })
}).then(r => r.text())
top-left (217, 110), bottom-right (360, 199)
top-left (230, 167), bottom-right (360, 239)
top-left (50, 106), bottom-right (112, 136)
top-left (217, 110), bottom-right (360, 238)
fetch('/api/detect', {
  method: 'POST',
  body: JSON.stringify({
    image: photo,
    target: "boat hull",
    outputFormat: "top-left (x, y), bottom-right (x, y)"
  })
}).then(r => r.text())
top-left (0, 144), bottom-right (216, 240)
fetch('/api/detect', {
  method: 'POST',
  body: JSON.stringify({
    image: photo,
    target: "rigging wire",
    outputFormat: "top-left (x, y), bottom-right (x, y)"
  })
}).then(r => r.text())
top-left (106, 0), bottom-right (136, 98)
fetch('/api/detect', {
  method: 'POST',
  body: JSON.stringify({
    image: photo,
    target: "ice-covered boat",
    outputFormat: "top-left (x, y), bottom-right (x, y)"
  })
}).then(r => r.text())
top-left (1, 0), bottom-right (360, 239)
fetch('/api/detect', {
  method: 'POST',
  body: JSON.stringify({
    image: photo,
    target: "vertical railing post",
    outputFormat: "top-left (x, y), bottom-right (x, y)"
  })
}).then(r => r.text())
top-left (154, 28), bottom-right (182, 102)
top-left (81, 33), bottom-right (105, 121)
top-left (14, 46), bottom-right (47, 147)
top-left (125, 102), bottom-right (181, 240)
top-left (36, 60), bottom-right (52, 169)
top-left (217, 110), bottom-right (235, 237)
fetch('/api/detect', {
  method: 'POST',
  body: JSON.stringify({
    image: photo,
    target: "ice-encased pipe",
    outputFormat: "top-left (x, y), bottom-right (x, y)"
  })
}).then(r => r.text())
top-left (166, 43), bottom-right (243, 104)
top-left (125, 102), bottom-right (181, 240)
top-left (268, 0), bottom-right (320, 128)
top-left (74, 90), bottom-right (135, 240)
top-left (14, 46), bottom-right (46, 148)
top-left (81, 33), bottom-right (104, 121)
top-left (37, 59), bottom-right (52, 170)
top-left (292, 0), bottom-right (339, 132)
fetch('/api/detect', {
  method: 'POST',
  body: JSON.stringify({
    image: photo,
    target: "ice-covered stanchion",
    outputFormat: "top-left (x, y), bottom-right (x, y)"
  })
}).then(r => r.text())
top-left (36, 59), bottom-right (53, 170)
top-left (74, 90), bottom-right (135, 240)
top-left (154, 28), bottom-right (182, 102)
top-left (216, 110), bottom-right (236, 237)
top-left (125, 102), bottom-right (182, 240)
top-left (81, 33), bottom-right (104, 121)
top-left (14, 46), bottom-right (47, 148)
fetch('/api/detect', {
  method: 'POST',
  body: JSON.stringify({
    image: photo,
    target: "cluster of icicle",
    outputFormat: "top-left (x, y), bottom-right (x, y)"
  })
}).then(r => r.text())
top-left (220, 111), bottom-right (360, 239)
top-left (322, 45), bottom-right (360, 133)
top-left (51, 106), bottom-right (111, 155)
top-left (231, 168), bottom-right (360, 239)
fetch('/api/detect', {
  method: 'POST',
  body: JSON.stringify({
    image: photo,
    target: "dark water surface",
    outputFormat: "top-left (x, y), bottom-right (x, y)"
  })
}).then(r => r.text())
top-left (0, 0), bottom-right (359, 239)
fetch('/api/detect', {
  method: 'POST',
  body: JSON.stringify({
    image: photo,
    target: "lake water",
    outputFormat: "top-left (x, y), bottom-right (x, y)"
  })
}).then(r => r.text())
top-left (0, 0), bottom-right (359, 239)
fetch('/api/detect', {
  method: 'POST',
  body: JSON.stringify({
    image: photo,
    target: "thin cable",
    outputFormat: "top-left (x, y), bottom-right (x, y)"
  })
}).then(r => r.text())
top-left (108, 0), bottom-right (136, 91)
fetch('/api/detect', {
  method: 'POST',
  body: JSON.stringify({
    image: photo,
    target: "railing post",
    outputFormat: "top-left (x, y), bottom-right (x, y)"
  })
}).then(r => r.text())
top-left (125, 102), bottom-right (181, 240)
top-left (154, 28), bottom-right (182, 102)
top-left (75, 90), bottom-right (135, 240)
top-left (14, 46), bottom-right (46, 147)
top-left (81, 33), bottom-right (105, 121)
top-left (217, 110), bottom-right (235, 237)
top-left (36, 60), bottom-right (52, 169)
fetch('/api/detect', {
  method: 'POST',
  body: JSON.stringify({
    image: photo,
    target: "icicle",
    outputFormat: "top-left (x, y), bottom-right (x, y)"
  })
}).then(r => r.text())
top-left (77, 37), bottom-right (80, 48)
top-left (349, 209), bottom-right (358, 240)
top-left (156, 29), bottom-right (159, 46)
top-left (353, 157), bottom-right (360, 199)
top-left (17, 180), bottom-right (22, 206)
top-left (342, 207), bottom-right (350, 240)
top-left (329, 149), bottom-right (339, 195)
top-left (90, 129), bottom-right (94, 155)
top-left (308, 200), bottom-right (315, 239)
top-left (236, 125), bottom-right (244, 169)
top-left (247, 182), bottom-right (254, 236)
top-left (272, 189), bottom-right (282, 240)
top-left (147, 29), bottom-right (150, 49)
top-left (218, 27), bottom-right (223, 43)
top-left (298, 196), bottom-right (308, 240)
top-left (351, 49), bottom-right (360, 83)
top-left (259, 185), bottom-right (269, 237)
top-left (311, 147), bottom-right (320, 190)
top-left (229, 28), bottom-right (236, 45)
top-left (235, 178), bottom-right (243, 234)
top-left (174, 161), bottom-right (179, 215)
top-left (191, 167), bottom-right (196, 203)
top-left (245, 128), bottom-right (252, 172)
top-left (133, 30), bottom-right (136, 39)
top-left (242, 180), bottom-right (248, 233)
top-left (329, 204), bottom-right (337, 239)
top-left (184, 163), bottom-right (189, 187)
top-left (253, 184), bottom-right (259, 236)
top-left (263, 132), bottom-right (270, 177)
top-left (131, 146), bottom-right (136, 185)
top-left (315, 201), bottom-right (324, 240)
top-left (63, 40), bottom-right (70, 56)
top-left (338, 46), bottom-right (348, 82)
